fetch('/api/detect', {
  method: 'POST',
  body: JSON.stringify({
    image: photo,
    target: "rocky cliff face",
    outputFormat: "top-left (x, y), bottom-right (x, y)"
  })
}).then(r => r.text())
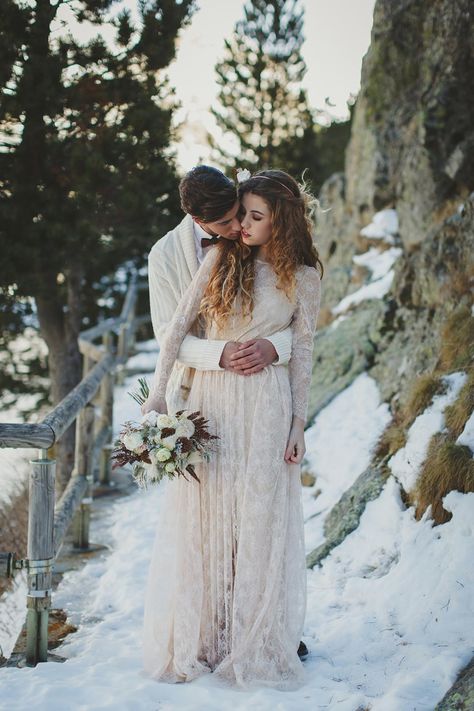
top-left (306, 4), bottom-right (473, 700)
top-left (307, 0), bottom-right (474, 575)
top-left (346, 0), bottom-right (474, 249)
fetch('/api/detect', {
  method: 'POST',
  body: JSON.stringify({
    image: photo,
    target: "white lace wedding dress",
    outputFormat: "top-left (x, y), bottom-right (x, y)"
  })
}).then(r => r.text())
top-left (143, 249), bottom-right (321, 691)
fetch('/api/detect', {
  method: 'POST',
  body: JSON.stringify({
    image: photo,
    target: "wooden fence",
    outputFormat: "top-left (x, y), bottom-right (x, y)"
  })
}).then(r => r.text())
top-left (0, 273), bottom-right (150, 666)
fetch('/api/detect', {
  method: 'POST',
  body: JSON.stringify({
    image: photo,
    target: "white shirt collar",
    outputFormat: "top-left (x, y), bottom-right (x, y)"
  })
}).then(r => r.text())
top-left (193, 220), bottom-right (220, 265)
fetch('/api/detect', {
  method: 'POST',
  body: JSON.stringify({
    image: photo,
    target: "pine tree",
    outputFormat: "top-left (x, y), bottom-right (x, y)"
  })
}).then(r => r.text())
top-left (0, 0), bottom-right (195, 489)
top-left (211, 0), bottom-right (353, 192)
top-left (212, 0), bottom-right (315, 172)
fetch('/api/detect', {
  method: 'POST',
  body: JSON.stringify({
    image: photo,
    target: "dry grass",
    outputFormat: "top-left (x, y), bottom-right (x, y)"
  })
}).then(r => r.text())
top-left (375, 302), bottom-right (472, 462)
top-left (405, 373), bottom-right (446, 421)
top-left (0, 485), bottom-right (29, 656)
top-left (445, 259), bottom-right (474, 301)
top-left (444, 368), bottom-right (474, 438)
top-left (413, 434), bottom-right (474, 524)
top-left (375, 409), bottom-right (407, 458)
top-left (375, 374), bottom-right (445, 458)
top-left (438, 304), bottom-right (474, 372)
top-left (300, 469), bottom-right (316, 487)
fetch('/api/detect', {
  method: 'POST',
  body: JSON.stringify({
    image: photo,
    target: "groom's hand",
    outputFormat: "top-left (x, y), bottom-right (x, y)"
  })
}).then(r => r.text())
top-left (229, 339), bottom-right (278, 375)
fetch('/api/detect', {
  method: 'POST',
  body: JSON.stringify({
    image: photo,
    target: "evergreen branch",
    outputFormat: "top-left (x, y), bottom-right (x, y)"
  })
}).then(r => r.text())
top-left (128, 377), bottom-right (150, 406)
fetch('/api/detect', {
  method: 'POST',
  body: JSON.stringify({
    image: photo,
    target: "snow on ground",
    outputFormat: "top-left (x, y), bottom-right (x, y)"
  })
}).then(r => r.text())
top-left (0, 573), bottom-right (27, 661)
top-left (302, 373), bottom-right (391, 553)
top-left (134, 339), bottom-right (159, 353)
top-left (125, 351), bottom-right (158, 373)
top-left (0, 447), bottom-right (31, 507)
top-left (0, 393), bottom-right (46, 505)
top-left (389, 372), bottom-right (468, 492)
top-left (304, 483), bottom-right (474, 711)
top-left (1, 352), bottom-right (473, 710)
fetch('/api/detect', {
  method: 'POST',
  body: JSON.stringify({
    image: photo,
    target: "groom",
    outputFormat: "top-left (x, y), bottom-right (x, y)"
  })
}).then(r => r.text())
top-left (147, 165), bottom-right (292, 412)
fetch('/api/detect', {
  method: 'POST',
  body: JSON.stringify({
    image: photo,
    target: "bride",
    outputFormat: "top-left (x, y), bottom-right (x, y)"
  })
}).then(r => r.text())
top-left (141, 169), bottom-right (323, 690)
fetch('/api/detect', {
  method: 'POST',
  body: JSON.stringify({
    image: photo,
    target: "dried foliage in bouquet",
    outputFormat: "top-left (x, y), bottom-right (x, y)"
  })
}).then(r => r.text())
top-left (112, 379), bottom-right (217, 488)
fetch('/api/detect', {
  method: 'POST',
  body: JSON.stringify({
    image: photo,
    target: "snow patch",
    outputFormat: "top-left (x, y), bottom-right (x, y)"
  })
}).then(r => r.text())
top-left (303, 373), bottom-right (391, 553)
top-left (332, 245), bottom-right (402, 315)
top-left (360, 208), bottom-right (399, 244)
top-left (388, 372), bottom-right (467, 492)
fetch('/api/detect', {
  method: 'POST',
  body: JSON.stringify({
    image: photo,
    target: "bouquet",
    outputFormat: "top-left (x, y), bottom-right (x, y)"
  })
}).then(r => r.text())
top-left (112, 378), bottom-right (218, 488)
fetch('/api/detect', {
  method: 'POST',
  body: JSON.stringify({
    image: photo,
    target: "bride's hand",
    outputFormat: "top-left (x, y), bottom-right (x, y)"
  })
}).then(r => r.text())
top-left (141, 396), bottom-right (168, 416)
top-left (284, 417), bottom-right (306, 464)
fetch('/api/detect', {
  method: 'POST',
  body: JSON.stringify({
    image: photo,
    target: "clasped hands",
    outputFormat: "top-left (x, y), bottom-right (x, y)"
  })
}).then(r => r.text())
top-left (141, 338), bottom-right (277, 416)
top-left (219, 338), bottom-right (277, 375)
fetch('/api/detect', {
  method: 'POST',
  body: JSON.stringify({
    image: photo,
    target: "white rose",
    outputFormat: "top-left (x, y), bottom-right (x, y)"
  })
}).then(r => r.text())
top-left (165, 462), bottom-right (176, 473)
top-left (175, 419), bottom-right (195, 438)
top-left (162, 434), bottom-right (177, 450)
top-left (152, 447), bottom-right (172, 463)
top-left (156, 414), bottom-right (179, 429)
top-left (122, 431), bottom-right (144, 453)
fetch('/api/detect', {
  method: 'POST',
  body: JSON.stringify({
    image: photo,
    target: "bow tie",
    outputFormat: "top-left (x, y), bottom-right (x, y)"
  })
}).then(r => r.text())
top-left (201, 236), bottom-right (219, 248)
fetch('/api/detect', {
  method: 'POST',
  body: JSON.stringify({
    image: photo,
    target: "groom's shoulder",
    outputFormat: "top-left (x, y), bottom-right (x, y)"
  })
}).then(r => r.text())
top-left (149, 215), bottom-right (191, 265)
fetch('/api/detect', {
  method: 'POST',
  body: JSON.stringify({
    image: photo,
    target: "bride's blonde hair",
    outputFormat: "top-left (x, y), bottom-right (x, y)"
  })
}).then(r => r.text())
top-left (198, 169), bottom-right (324, 333)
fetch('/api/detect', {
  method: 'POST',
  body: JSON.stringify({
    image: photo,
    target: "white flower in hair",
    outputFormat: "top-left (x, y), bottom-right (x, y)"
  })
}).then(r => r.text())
top-left (236, 167), bottom-right (251, 183)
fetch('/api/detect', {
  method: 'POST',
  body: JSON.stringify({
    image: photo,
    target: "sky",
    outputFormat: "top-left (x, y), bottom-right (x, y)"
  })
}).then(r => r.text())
top-left (55, 0), bottom-right (376, 172)
top-left (168, 0), bottom-right (376, 169)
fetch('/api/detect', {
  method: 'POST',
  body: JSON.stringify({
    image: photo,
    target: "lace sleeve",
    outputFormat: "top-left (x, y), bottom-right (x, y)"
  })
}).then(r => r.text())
top-left (289, 267), bottom-right (321, 422)
top-left (150, 249), bottom-right (219, 401)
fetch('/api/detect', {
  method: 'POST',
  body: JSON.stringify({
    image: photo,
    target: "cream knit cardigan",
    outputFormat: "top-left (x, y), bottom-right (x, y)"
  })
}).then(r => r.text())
top-left (148, 214), bottom-right (292, 409)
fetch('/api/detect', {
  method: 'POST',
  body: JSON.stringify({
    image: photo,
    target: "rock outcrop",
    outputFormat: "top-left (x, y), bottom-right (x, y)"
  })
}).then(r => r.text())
top-left (307, 0), bottom-right (474, 560)
top-left (306, 8), bottom-right (474, 701)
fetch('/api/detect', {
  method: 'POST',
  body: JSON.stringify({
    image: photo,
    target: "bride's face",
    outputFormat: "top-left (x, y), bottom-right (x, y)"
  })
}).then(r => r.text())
top-left (240, 193), bottom-right (272, 248)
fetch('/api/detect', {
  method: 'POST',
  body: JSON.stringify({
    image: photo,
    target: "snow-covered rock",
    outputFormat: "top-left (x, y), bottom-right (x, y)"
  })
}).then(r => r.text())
top-left (360, 208), bottom-right (399, 244)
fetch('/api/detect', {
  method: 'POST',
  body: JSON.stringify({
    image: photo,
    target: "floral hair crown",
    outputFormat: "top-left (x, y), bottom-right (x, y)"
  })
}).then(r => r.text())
top-left (236, 167), bottom-right (295, 197)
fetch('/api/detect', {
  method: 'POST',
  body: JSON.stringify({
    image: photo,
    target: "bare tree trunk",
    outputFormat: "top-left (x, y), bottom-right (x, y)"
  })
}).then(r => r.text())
top-left (34, 268), bottom-right (83, 494)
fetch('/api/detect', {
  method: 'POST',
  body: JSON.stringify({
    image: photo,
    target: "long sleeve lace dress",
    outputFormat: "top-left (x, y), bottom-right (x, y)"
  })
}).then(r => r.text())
top-left (143, 248), bottom-right (321, 691)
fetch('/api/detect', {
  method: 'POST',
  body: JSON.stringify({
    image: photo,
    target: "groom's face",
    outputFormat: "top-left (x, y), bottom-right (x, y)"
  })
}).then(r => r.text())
top-left (196, 200), bottom-right (241, 240)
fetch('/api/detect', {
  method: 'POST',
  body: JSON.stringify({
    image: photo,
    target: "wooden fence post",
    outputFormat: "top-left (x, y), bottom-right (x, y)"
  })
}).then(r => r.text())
top-left (116, 323), bottom-right (129, 385)
top-left (99, 443), bottom-right (114, 485)
top-left (72, 404), bottom-right (95, 549)
top-left (98, 331), bottom-right (114, 485)
top-left (26, 451), bottom-right (55, 665)
top-left (127, 297), bottom-right (137, 354)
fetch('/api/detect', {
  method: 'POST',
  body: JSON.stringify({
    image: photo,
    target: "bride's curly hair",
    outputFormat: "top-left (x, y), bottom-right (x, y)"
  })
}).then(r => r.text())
top-left (199, 169), bottom-right (324, 333)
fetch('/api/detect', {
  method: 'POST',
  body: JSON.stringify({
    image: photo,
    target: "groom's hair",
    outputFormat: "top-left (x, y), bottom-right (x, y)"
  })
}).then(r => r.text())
top-left (179, 165), bottom-right (237, 222)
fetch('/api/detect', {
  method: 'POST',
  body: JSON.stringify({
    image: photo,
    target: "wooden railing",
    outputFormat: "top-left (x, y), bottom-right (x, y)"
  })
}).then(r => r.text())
top-left (0, 272), bottom-right (150, 666)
